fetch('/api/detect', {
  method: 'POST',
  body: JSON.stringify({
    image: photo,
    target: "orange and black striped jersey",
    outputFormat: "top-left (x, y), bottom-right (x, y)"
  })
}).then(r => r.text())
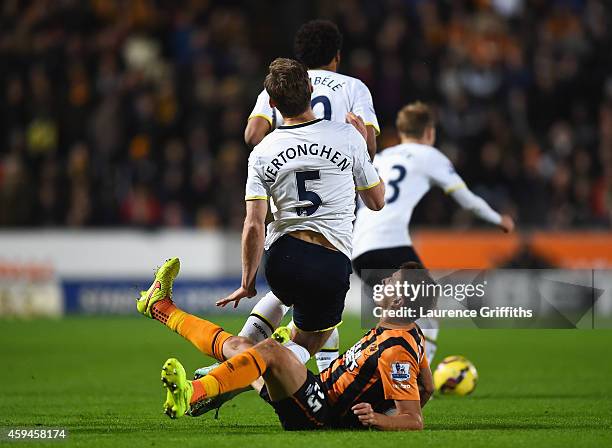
top-left (319, 325), bottom-right (429, 427)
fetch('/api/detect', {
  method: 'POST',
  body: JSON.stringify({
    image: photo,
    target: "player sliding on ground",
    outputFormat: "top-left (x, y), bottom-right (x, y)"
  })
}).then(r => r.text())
top-left (137, 258), bottom-right (435, 430)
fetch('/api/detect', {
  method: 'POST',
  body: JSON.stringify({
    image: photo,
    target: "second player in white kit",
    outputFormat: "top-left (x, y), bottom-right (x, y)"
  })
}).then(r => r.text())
top-left (352, 102), bottom-right (515, 361)
top-left (245, 20), bottom-right (379, 158)
top-left (352, 142), bottom-right (506, 259)
top-left (249, 68), bottom-right (379, 150)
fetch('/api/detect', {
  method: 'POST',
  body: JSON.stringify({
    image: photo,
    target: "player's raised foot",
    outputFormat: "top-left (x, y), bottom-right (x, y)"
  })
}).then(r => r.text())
top-left (136, 258), bottom-right (180, 318)
top-left (161, 358), bottom-right (193, 419)
top-left (271, 326), bottom-right (291, 344)
top-left (189, 363), bottom-right (250, 418)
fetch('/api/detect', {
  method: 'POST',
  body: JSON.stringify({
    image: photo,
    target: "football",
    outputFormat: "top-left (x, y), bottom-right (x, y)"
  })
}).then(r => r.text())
top-left (433, 355), bottom-right (479, 396)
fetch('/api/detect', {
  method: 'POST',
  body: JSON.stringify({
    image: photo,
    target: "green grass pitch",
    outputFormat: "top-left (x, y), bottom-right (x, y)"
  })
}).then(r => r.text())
top-left (1, 315), bottom-right (611, 447)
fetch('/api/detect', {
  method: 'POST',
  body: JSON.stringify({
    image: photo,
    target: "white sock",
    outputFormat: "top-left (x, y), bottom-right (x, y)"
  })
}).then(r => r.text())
top-left (315, 328), bottom-right (340, 372)
top-left (238, 292), bottom-right (289, 343)
top-left (421, 328), bottom-right (439, 363)
top-left (283, 341), bottom-right (310, 364)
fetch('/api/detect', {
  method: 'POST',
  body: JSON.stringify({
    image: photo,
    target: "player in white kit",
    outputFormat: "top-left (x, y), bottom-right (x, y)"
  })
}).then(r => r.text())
top-left (245, 20), bottom-right (379, 158)
top-left (352, 102), bottom-right (515, 361)
top-left (233, 20), bottom-right (380, 374)
top-left (191, 59), bottom-right (383, 417)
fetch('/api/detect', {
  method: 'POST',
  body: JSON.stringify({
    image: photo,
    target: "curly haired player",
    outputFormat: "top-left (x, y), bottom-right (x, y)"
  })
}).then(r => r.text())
top-left (245, 19), bottom-right (379, 157)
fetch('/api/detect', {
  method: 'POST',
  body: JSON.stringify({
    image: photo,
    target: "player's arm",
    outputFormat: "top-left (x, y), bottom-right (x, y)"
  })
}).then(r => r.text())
top-left (352, 400), bottom-right (424, 431)
top-left (353, 338), bottom-right (428, 430)
top-left (357, 363), bottom-right (434, 430)
top-left (351, 126), bottom-right (385, 210)
top-left (346, 112), bottom-right (378, 162)
top-left (244, 90), bottom-right (274, 147)
top-left (351, 80), bottom-right (380, 159)
top-left (365, 125), bottom-right (377, 159)
top-left (217, 152), bottom-right (269, 308)
top-left (417, 364), bottom-right (434, 408)
top-left (358, 181), bottom-right (385, 211)
top-left (244, 116), bottom-right (271, 147)
top-left (217, 199), bottom-right (267, 308)
top-left (428, 151), bottom-right (514, 232)
top-left (450, 187), bottom-right (514, 232)
top-left (240, 199), bottom-right (268, 292)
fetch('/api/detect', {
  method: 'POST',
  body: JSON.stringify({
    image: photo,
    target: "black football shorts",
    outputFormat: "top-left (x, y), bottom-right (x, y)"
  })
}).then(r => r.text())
top-left (264, 234), bottom-right (351, 332)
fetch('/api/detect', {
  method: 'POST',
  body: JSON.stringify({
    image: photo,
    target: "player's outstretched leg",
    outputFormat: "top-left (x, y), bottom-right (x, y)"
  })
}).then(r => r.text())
top-left (189, 322), bottom-right (310, 418)
top-left (189, 364), bottom-right (252, 417)
top-left (137, 258), bottom-right (256, 361)
top-left (193, 291), bottom-right (288, 378)
top-left (160, 344), bottom-right (270, 419)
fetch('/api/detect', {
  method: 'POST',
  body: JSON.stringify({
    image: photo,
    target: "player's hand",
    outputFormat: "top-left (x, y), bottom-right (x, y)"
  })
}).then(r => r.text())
top-left (216, 286), bottom-right (257, 309)
top-left (352, 402), bottom-right (380, 427)
top-left (346, 112), bottom-right (367, 141)
top-left (499, 214), bottom-right (515, 233)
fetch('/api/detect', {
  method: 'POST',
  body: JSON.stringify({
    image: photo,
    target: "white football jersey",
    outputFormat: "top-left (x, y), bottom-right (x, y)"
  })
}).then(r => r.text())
top-left (352, 143), bottom-right (466, 259)
top-left (246, 119), bottom-right (380, 259)
top-left (249, 69), bottom-right (380, 134)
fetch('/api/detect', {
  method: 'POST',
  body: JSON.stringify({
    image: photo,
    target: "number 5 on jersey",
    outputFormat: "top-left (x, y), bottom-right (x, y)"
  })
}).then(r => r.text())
top-left (295, 170), bottom-right (322, 216)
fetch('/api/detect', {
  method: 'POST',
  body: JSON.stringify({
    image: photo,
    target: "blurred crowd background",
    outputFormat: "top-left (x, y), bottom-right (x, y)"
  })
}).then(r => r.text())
top-left (0, 0), bottom-right (611, 230)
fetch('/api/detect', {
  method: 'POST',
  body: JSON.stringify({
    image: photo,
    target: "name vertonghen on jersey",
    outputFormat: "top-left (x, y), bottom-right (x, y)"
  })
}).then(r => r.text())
top-left (246, 119), bottom-right (379, 260)
top-left (263, 143), bottom-right (352, 182)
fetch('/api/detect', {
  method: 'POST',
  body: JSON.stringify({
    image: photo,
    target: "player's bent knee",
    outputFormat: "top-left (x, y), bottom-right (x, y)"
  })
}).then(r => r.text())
top-left (253, 338), bottom-right (284, 364)
top-left (255, 338), bottom-right (300, 372)
top-left (222, 335), bottom-right (255, 358)
top-left (292, 329), bottom-right (332, 356)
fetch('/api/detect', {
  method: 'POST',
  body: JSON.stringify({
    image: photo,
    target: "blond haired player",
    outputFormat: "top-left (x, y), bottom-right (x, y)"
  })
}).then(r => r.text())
top-left (352, 102), bottom-right (515, 361)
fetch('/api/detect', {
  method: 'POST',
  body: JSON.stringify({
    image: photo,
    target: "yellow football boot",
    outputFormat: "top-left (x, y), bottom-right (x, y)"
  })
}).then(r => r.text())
top-left (161, 358), bottom-right (193, 419)
top-left (136, 258), bottom-right (180, 318)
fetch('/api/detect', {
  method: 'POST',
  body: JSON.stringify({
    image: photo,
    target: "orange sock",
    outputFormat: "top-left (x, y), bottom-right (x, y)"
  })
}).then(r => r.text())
top-left (191, 376), bottom-right (220, 404)
top-left (149, 297), bottom-right (176, 324)
top-left (190, 347), bottom-right (267, 404)
top-left (151, 299), bottom-right (232, 360)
